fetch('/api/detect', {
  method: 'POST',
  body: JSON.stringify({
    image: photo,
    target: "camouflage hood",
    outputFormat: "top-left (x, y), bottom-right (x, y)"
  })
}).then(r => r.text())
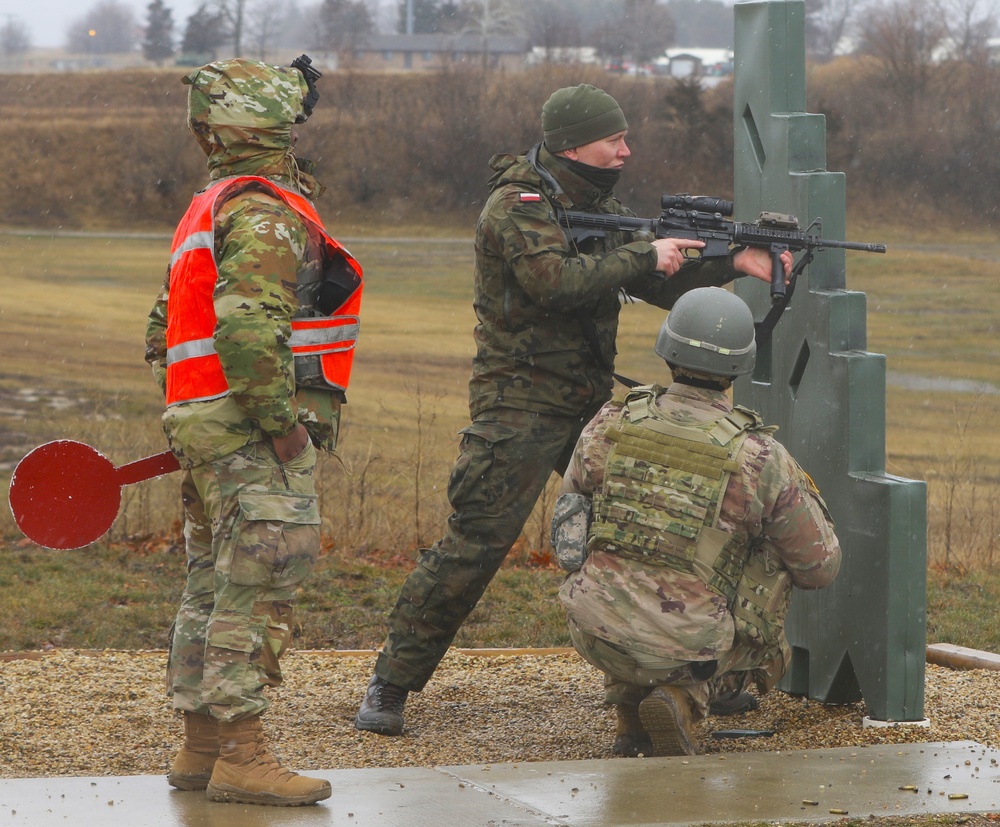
top-left (184, 58), bottom-right (322, 197)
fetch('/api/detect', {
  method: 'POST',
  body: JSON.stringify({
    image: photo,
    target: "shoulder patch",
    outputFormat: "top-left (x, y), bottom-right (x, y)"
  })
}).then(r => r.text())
top-left (803, 470), bottom-right (822, 497)
top-left (518, 192), bottom-right (542, 202)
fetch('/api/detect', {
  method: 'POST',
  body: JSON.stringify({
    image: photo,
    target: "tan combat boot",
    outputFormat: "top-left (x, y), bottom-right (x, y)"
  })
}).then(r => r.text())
top-left (610, 703), bottom-right (653, 757)
top-left (638, 686), bottom-right (701, 756)
top-left (206, 715), bottom-right (331, 806)
top-left (167, 712), bottom-right (219, 791)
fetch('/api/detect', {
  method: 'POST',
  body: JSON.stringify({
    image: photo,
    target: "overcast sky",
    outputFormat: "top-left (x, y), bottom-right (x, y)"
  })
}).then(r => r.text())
top-left (1, 0), bottom-right (206, 49)
top-left (2, 0), bottom-right (748, 51)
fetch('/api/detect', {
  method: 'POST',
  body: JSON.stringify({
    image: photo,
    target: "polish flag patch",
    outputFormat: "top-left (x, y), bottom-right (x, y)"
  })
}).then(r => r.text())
top-left (518, 192), bottom-right (542, 202)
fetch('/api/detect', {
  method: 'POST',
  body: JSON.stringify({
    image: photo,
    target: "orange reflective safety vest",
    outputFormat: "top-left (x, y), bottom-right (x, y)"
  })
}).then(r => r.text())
top-left (165, 176), bottom-right (363, 407)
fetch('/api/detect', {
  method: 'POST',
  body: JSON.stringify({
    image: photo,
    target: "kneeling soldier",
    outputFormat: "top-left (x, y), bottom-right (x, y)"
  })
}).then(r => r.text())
top-left (553, 287), bottom-right (841, 757)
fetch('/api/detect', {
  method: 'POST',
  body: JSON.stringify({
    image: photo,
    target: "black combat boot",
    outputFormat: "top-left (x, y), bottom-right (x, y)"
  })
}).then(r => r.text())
top-left (708, 689), bottom-right (759, 716)
top-left (355, 674), bottom-right (409, 736)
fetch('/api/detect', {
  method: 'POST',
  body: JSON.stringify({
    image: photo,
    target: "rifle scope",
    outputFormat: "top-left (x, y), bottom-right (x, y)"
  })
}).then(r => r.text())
top-left (661, 194), bottom-right (734, 217)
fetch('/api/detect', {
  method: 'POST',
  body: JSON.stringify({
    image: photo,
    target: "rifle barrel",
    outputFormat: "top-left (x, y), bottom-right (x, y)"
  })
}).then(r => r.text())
top-left (824, 238), bottom-right (888, 254)
top-left (734, 223), bottom-right (886, 254)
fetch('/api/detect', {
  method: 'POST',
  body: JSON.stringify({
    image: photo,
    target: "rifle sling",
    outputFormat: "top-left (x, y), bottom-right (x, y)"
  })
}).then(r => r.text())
top-left (576, 315), bottom-right (641, 389)
top-left (753, 253), bottom-right (808, 346)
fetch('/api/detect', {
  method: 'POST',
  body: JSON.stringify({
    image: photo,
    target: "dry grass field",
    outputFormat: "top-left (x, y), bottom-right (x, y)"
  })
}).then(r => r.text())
top-left (0, 222), bottom-right (999, 654)
top-left (1, 224), bottom-right (997, 563)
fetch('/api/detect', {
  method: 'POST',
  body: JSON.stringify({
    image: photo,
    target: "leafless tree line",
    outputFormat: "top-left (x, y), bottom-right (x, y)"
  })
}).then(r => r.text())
top-left (0, 53), bottom-right (995, 233)
top-left (808, 0), bottom-right (998, 64)
top-left (3, 0), bottom-right (995, 73)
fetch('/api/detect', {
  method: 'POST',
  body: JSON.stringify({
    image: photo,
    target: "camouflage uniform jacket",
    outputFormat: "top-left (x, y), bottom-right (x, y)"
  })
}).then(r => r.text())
top-left (559, 382), bottom-right (841, 664)
top-left (469, 144), bottom-right (738, 419)
top-left (145, 178), bottom-right (341, 468)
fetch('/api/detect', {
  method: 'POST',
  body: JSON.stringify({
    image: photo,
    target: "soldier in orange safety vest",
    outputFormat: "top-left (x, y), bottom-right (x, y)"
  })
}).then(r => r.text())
top-left (144, 55), bottom-right (361, 807)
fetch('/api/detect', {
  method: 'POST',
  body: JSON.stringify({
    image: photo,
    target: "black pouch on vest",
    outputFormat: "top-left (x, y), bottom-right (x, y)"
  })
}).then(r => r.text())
top-left (318, 254), bottom-right (362, 315)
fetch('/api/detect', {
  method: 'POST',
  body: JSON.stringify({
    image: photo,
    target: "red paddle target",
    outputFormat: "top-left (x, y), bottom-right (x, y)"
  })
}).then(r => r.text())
top-left (8, 440), bottom-right (180, 550)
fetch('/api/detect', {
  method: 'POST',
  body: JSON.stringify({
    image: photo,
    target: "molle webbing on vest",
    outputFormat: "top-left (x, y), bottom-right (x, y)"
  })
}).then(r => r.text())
top-left (588, 388), bottom-right (759, 593)
top-left (730, 542), bottom-right (792, 651)
top-left (609, 421), bottom-right (739, 478)
top-left (591, 424), bottom-right (733, 572)
top-left (591, 386), bottom-right (791, 657)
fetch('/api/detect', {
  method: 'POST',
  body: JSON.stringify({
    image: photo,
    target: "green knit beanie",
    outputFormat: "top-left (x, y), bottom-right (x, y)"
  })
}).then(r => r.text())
top-left (541, 84), bottom-right (628, 152)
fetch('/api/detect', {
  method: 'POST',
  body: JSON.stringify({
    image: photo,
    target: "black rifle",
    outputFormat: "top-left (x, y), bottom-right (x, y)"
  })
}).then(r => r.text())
top-left (558, 194), bottom-right (887, 306)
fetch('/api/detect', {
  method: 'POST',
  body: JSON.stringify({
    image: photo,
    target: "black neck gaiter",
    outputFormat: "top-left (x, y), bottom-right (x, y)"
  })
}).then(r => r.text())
top-left (563, 156), bottom-right (622, 193)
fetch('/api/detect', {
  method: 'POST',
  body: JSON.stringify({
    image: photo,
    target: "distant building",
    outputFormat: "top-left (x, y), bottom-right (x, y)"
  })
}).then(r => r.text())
top-left (931, 36), bottom-right (1000, 64)
top-left (347, 33), bottom-right (530, 72)
top-left (654, 48), bottom-right (734, 84)
top-left (526, 46), bottom-right (600, 66)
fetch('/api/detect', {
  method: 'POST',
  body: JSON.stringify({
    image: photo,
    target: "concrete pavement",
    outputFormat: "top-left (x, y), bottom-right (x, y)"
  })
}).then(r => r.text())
top-left (3, 741), bottom-right (1000, 826)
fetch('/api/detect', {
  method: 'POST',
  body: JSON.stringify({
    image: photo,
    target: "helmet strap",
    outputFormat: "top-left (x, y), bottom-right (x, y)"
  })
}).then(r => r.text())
top-left (670, 365), bottom-right (732, 391)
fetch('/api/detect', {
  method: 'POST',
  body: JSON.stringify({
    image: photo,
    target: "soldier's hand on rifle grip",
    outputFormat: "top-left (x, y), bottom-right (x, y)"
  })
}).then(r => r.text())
top-left (732, 247), bottom-right (793, 288)
top-left (771, 251), bottom-right (785, 302)
top-left (771, 245), bottom-right (795, 303)
top-left (652, 238), bottom-right (705, 276)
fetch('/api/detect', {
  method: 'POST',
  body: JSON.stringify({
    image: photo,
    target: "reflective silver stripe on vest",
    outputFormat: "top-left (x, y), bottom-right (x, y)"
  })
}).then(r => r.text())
top-left (166, 337), bottom-right (215, 365)
top-left (170, 230), bottom-right (214, 269)
top-left (289, 317), bottom-right (360, 352)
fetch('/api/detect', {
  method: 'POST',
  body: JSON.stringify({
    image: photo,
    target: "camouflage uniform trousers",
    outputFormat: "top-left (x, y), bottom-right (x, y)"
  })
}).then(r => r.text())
top-left (166, 439), bottom-right (321, 723)
top-left (375, 405), bottom-right (603, 692)
top-left (567, 617), bottom-right (790, 723)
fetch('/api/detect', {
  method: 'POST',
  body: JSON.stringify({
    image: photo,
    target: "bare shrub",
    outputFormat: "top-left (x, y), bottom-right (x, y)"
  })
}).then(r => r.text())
top-left (926, 396), bottom-right (1000, 571)
top-left (5, 62), bottom-right (997, 231)
top-left (811, 56), bottom-right (1000, 218)
top-left (0, 67), bottom-right (738, 229)
top-left (315, 387), bottom-right (454, 558)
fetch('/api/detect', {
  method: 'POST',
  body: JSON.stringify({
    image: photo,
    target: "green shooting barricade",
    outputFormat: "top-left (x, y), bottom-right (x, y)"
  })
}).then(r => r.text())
top-left (731, 0), bottom-right (928, 722)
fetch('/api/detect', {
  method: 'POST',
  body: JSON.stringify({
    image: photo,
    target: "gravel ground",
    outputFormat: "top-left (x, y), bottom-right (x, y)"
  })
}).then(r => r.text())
top-left (1, 649), bottom-right (999, 779)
